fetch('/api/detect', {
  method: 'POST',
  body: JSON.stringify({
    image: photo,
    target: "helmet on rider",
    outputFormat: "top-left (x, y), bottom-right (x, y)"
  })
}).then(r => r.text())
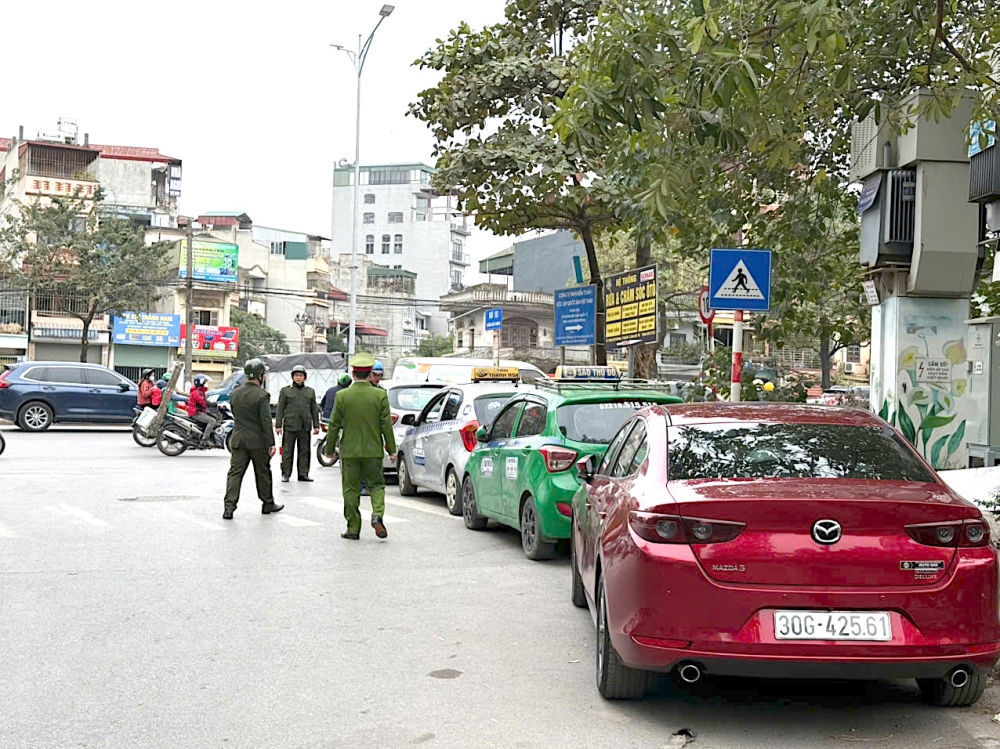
top-left (244, 359), bottom-right (267, 380)
top-left (372, 360), bottom-right (384, 374)
top-left (155, 379), bottom-right (167, 389)
top-left (338, 372), bottom-right (352, 386)
top-left (291, 365), bottom-right (307, 378)
top-left (193, 374), bottom-right (210, 388)
top-left (141, 368), bottom-right (155, 380)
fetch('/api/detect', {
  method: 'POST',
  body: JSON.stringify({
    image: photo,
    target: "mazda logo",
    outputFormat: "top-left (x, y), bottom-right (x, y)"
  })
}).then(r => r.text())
top-left (812, 519), bottom-right (842, 545)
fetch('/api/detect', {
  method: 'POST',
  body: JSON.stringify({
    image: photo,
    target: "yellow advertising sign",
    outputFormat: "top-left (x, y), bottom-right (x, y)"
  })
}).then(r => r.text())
top-left (603, 264), bottom-right (657, 348)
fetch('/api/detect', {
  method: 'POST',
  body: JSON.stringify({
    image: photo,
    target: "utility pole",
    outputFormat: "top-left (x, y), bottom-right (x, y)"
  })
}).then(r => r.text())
top-left (184, 221), bottom-right (194, 389)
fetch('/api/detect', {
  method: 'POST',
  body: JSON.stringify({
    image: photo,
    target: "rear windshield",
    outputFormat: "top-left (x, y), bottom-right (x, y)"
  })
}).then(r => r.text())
top-left (474, 394), bottom-right (515, 425)
top-left (557, 400), bottom-right (661, 444)
top-left (388, 387), bottom-right (440, 412)
top-left (667, 423), bottom-right (935, 482)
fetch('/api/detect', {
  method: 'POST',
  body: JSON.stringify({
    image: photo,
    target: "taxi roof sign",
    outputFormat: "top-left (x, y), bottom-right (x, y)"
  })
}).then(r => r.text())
top-left (553, 366), bottom-right (621, 381)
top-left (471, 366), bottom-right (520, 382)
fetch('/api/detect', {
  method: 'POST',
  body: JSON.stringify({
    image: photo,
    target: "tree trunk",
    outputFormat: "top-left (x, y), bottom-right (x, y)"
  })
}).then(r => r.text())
top-left (633, 233), bottom-right (655, 378)
top-left (79, 307), bottom-right (97, 364)
top-left (819, 334), bottom-right (832, 390)
top-left (578, 222), bottom-right (607, 366)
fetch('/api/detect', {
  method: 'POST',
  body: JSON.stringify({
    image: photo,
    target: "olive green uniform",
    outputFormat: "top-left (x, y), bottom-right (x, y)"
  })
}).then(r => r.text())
top-left (325, 380), bottom-right (396, 533)
top-left (276, 383), bottom-right (320, 479)
top-left (224, 381), bottom-right (276, 510)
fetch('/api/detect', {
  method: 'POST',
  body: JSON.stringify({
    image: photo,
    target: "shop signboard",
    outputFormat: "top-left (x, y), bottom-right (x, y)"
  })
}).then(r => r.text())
top-left (179, 325), bottom-right (240, 359)
top-left (113, 313), bottom-right (181, 347)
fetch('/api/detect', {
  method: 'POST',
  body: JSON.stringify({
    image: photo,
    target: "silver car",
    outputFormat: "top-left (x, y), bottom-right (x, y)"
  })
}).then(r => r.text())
top-left (381, 380), bottom-right (445, 479)
top-left (396, 382), bottom-right (523, 514)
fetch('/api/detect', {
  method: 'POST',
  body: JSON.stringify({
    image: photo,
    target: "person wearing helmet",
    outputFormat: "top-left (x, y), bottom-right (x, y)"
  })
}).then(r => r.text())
top-left (137, 368), bottom-right (156, 408)
top-left (151, 379), bottom-right (167, 408)
top-left (275, 364), bottom-right (321, 482)
top-left (224, 358), bottom-right (281, 519)
top-left (320, 371), bottom-right (353, 422)
top-left (186, 373), bottom-right (217, 446)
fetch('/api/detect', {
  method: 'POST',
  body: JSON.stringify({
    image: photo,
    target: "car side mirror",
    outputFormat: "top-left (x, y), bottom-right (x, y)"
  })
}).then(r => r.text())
top-left (476, 427), bottom-right (489, 443)
top-left (401, 413), bottom-right (416, 426)
top-left (577, 455), bottom-right (597, 484)
top-left (120, 383), bottom-right (131, 392)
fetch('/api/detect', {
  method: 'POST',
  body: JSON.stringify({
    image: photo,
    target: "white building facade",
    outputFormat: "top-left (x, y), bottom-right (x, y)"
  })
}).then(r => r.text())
top-left (330, 164), bottom-right (471, 337)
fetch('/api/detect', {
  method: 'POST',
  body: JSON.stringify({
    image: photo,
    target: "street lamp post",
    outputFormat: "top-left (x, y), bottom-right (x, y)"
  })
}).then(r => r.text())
top-left (332, 4), bottom-right (394, 358)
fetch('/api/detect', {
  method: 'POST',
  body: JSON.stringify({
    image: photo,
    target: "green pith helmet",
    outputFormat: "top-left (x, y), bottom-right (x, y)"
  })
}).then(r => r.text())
top-left (244, 359), bottom-right (267, 380)
top-left (338, 372), bottom-right (352, 386)
top-left (349, 352), bottom-right (376, 370)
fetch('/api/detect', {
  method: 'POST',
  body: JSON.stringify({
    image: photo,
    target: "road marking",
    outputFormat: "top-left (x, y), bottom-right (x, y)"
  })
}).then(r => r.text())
top-left (55, 504), bottom-right (109, 528)
top-left (276, 514), bottom-right (323, 528)
top-left (0, 521), bottom-right (15, 538)
top-left (385, 494), bottom-right (461, 520)
top-left (300, 497), bottom-right (409, 524)
top-left (153, 505), bottom-right (227, 532)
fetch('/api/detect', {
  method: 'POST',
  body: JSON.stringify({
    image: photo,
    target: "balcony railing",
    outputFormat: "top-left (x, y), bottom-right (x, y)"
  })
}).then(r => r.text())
top-left (450, 251), bottom-right (471, 264)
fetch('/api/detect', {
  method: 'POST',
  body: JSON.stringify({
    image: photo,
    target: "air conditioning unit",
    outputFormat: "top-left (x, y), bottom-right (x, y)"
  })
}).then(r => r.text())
top-left (859, 169), bottom-right (916, 267)
top-left (969, 143), bottom-right (1000, 203)
top-left (843, 362), bottom-right (856, 375)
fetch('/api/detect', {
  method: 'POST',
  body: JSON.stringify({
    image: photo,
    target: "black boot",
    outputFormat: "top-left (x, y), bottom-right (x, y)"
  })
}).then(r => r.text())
top-left (298, 476), bottom-right (314, 482)
top-left (261, 502), bottom-right (285, 515)
top-left (223, 508), bottom-right (234, 520)
top-left (281, 475), bottom-right (290, 483)
top-left (341, 531), bottom-right (360, 540)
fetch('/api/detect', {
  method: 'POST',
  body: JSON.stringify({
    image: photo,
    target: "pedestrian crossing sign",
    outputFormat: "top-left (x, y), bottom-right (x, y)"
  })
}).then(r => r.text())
top-left (708, 248), bottom-right (772, 311)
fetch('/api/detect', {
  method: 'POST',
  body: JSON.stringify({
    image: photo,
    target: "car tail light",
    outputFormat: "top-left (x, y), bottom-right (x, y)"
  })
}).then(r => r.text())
top-left (0, 370), bottom-right (9, 389)
top-left (460, 421), bottom-right (480, 452)
top-left (629, 511), bottom-right (745, 545)
top-left (906, 519), bottom-right (991, 548)
top-left (556, 502), bottom-right (572, 517)
top-left (390, 412), bottom-right (399, 425)
top-left (540, 446), bottom-right (577, 473)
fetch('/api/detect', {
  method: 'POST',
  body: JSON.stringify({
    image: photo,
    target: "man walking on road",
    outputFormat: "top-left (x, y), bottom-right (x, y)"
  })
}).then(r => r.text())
top-left (276, 364), bottom-right (320, 483)
top-left (223, 358), bottom-right (283, 519)
top-left (324, 353), bottom-right (396, 541)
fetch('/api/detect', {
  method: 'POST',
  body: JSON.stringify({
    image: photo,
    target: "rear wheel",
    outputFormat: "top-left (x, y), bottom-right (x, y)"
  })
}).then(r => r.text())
top-left (133, 426), bottom-right (157, 448)
top-left (224, 432), bottom-right (233, 454)
top-left (520, 496), bottom-right (555, 561)
top-left (444, 468), bottom-right (462, 516)
top-left (17, 401), bottom-right (52, 432)
top-left (462, 475), bottom-right (488, 530)
top-left (317, 441), bottom-right (337, 467)
top-left (398, 454), bottom-right (417, 496)
top-left (157, 430), bottom-right (187, 457)
top-left (596, 577), bottom-right (650, 700)
top-left (918, 671), bottom-right (987, 707)
top-left (570, 525), bottom-right (587, 608)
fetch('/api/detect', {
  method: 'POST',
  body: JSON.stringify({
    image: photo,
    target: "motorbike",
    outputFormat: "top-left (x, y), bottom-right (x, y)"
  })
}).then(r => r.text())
top-left (157, 405), bottom-right (234, 457)
top-left (316, 422), bottom-right (338, 468)
top-left (132, 407), bottom-right (158, 448)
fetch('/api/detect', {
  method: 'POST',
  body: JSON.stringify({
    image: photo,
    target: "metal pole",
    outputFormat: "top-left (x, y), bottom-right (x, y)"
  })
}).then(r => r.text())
top-left (347, 33), bottom-right (362, 358)
top-left (184, 223), bottom-right (194, 389)
top-left (731, 311), bottom-right (743, 402)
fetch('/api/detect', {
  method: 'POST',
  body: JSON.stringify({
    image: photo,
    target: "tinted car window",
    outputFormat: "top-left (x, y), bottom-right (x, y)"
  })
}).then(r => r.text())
top-left (441, 391), bottom-right (463, 421)
top-left (518, 369), bottom-right (544, 384)
top-left (473, 394), bottom-right (514, 425)
top-left (667, 423), bottom-right (936, 482)
top-left (420, 392), bottom-right (448, 424)
top-left (22, 367), bottom-right (49, 382)
top-left (598, 422), bottom-right (634, 476)
top-left (611, 420), bottom-right (647, 478)
top-left (84, 369), bottom-right (126, 387)
top-left (514, 402), bottom-right (547, 438)
top-left (43, 367), bottom-right (86, 385)
top-left (390, 386), bottom-right (440, 412)
top-left (490, 402), bottom-right (522, 440)
top-left (557, 400), bottom-right (660, 444)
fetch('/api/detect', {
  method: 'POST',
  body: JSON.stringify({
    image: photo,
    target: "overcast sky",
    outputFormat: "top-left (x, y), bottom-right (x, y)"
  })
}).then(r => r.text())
top-left (3, 0), bottom-right (513, 264)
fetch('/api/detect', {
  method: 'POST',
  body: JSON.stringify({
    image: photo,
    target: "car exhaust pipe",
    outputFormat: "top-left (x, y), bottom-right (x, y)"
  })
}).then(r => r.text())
top-left (678, 663), bottom-right (703, 684)
top-left (950, 668), bottom-right (970, 689)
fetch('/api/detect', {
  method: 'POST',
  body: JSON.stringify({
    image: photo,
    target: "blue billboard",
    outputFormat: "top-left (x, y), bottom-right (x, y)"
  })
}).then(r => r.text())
top-left (554, 285), bottom-right (597, 346)
top-left (113, 312), bottom-right (181, 347)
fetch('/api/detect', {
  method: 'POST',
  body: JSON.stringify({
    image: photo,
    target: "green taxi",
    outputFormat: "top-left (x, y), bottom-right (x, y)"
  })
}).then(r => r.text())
top-left (460, 367), bottom-right (683, 560)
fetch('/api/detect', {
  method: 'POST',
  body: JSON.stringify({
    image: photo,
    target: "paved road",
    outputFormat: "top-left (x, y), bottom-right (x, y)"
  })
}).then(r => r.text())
top-left (2, 427), bottom-right (999, 748)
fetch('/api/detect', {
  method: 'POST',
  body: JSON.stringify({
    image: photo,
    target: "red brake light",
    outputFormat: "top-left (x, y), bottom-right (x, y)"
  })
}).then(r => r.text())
top-left (629, 511), bottom-right (745, 545)
top-left (540, 445), bottom-right (577, 472)
top-left (391, 412), bottom-right (399, 425)
top-left (460, 421), bottom-right (480, 452)
top-left (906, 519), bottom-right (991, 548)
top-left (0, 369), bottom-right (9, 388)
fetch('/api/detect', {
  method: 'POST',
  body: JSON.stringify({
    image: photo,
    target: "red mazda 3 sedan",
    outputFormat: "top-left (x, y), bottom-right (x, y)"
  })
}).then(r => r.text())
top-left (570, 404), bottom-right (999, 704)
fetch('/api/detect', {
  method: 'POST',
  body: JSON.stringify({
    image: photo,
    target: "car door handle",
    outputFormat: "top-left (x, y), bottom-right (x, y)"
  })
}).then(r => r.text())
top-left (89, 389), bottom-right (102, 393)
top-left (42, 386), bottom-right (56, 391)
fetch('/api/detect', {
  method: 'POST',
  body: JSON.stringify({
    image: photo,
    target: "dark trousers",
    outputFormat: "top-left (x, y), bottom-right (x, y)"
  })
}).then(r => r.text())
top-left (225, 447), bottom-right (273, 509)
top-left (281, 429), bottom-right (311, 479)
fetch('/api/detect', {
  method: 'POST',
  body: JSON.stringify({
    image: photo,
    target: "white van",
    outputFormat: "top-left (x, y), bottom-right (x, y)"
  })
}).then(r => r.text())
top-left (391, 357), bottom-right (546, 384)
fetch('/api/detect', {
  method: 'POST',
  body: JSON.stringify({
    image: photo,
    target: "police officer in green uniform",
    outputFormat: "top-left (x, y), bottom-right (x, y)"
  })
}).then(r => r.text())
top-left (324, 353), bottom-right (395, 540)
top-left (276, 364), bottom-right (321, 483)
top-left (223, 358), bottom-right (283, 519)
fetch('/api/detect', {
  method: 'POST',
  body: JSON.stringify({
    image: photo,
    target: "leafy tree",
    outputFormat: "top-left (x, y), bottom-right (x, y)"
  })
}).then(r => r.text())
top-left (417, 334), bottom-right (454, 357)
top-left (0, 188), bottom-right (173, 363)
top-left (410, 0), bottom-right (617, 363)
top-left (326, 330), bottom-right (347, 353)
top-left (230, 308), bottom-right (289, 364)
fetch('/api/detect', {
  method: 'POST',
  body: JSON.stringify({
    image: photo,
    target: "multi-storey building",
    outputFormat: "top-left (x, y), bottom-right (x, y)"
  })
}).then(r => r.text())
top-left (330, 163), bottom-right (471, 336)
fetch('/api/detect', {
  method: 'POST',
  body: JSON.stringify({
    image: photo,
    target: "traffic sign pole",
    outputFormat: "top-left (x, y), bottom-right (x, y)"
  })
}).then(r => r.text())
top-left (731, 310), bottom-right (744, 402)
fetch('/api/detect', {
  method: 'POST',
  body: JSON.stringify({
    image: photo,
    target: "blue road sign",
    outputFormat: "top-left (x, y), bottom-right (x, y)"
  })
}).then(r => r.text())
top-left (554, 285), bottom-right (597, 346)
top-left (708, 249), bottom-right (772, 312)
top-left (485, 308), bottom-right (503, 331)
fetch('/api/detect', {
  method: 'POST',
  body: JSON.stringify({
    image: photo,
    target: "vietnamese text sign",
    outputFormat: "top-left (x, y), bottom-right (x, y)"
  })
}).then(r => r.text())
top-left (604, 265), bottom-right (657, 349)
top-left (708, 248), bottom-right (772, 312)
top-left (485, 308), bottom-right (503, 331)
top-left (178, 240), bottom-right (239, 283)
top-left (916, 358), bottom-right (951, 383)
top-left (179, 325), bottom-right (240, 359)
top-left (554, 285), bottom-right (597, 346)
top-left (113, 312), bottom-right (181, 347)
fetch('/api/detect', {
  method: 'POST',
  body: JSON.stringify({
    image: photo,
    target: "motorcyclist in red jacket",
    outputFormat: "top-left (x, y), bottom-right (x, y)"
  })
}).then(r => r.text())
top-left (187, 375), bottom-right (216, 445)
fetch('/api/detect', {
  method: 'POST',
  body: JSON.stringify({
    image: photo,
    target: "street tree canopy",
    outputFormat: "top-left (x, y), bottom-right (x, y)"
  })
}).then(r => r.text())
top-left (230, 308), bottom-right (290, 364)
top-left (0, 188), bottom-right (174, 363)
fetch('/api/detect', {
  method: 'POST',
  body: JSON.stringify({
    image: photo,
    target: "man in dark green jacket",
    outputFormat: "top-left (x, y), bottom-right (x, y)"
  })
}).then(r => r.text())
top-left (325, 353), bottom-right (396, 540)
top-left (276, 364), bottom-right (321, 483)
top-left (223, 359), bottom-right (283, 519)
